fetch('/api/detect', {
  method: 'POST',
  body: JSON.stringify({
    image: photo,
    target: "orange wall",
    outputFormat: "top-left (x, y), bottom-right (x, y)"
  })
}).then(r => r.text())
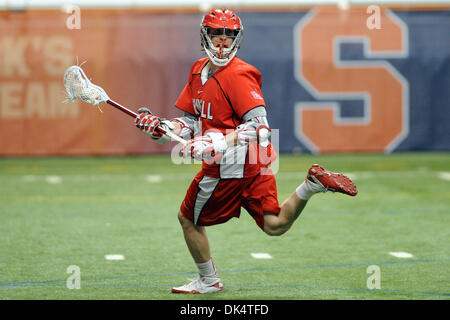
top-left (0, 10), bottom-right (198, 155)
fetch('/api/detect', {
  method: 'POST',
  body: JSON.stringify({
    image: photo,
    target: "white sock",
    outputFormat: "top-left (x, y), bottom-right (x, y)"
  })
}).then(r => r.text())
top-left (196, 258), bottom-right (217, 278)
top-left (296, 181), bottom-right (314, 200)
top-left (295, 177), bottom-right (326, 200)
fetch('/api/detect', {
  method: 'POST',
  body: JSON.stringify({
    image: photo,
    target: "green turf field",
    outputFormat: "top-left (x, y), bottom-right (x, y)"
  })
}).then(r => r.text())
top-left (0, 153), bottom-right (449, 300)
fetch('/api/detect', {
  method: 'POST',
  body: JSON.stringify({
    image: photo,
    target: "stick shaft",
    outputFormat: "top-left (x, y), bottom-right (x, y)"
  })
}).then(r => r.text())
top-left (107, 99), bottom-right (138, 118)
top-left (106, 100), bottom-right (187, 145)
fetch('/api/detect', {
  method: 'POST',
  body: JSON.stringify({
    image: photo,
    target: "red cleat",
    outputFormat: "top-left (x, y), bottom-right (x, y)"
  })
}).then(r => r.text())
top-left (307, 164), bottom-right (358, 196)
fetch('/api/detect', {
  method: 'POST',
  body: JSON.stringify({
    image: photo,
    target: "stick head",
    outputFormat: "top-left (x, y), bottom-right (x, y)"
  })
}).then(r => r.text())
top-left (63, 65), bottom-right (110, 106)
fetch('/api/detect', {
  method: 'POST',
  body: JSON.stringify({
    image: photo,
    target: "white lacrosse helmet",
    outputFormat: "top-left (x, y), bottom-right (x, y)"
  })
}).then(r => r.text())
top-left (200, 9), bottom-right (243, 67)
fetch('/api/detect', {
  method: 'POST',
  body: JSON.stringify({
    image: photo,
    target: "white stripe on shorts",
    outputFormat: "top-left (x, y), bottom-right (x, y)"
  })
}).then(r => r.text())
top-left (194, 176), bottom-right (220, 225)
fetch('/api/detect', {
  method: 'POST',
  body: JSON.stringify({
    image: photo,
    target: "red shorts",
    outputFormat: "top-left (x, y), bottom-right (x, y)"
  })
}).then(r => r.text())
top-left (180, 168), bottom-right (281, 230)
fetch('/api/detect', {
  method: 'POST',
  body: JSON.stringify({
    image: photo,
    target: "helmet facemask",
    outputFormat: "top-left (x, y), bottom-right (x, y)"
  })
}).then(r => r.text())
top-left (200, 25), bottom-right (243, 67)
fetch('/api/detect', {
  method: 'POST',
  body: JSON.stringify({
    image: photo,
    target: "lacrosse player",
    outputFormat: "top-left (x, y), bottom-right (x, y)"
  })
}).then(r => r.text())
top-left (135, 9), bottom-right (357, 294)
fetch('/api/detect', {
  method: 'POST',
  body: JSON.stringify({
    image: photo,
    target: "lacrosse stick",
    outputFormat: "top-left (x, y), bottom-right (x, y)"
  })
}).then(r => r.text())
top-left (63, 65), bottom-right (187, 145)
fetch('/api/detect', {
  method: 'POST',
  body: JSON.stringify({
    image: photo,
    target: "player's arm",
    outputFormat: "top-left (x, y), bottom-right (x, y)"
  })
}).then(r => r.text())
top-left (187, 105), bottom-right (270, 152)
top-left (180, 106), bottom-right (271, 161)
top-left (225, 106), bottom-right (271, 147)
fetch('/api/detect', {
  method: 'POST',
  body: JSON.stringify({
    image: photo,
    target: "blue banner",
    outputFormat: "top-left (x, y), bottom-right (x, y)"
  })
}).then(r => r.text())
top-left (236, 8), bottom-right (450, 153)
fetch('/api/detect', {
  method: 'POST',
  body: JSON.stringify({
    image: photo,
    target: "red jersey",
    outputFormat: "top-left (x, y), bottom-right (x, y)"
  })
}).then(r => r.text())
top-left (175, 57), bottom-right (267, 179)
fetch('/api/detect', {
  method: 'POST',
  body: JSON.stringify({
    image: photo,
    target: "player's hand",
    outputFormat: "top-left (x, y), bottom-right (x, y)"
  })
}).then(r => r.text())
top-left (180, 136), bottom-right (215, 161)
top-left (180, 136), bottom-right (225, 163)
top-left (135, 107), bottom-right (164, 139)
top-left (180, 131), bottom-right (227, 161)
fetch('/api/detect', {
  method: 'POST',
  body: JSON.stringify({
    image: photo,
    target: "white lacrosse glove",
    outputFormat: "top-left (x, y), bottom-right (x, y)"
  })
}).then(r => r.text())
top-left (135, 108), bottom-right (174, 144)
top-left (206, 131), bottom-right (228, 154)
top-left (180, 132), bottom-right (227, 161)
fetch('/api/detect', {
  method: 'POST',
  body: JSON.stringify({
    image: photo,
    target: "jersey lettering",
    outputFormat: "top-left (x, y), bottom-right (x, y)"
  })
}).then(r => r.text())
top-left (206, 102), bottom-right (213, 120)
top-left (194, 98), bottom-right (214, 120)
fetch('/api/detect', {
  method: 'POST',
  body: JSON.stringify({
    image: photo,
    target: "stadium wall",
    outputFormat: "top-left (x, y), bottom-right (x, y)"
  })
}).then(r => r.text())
top-left (0, 4), bottom-right (449, 155)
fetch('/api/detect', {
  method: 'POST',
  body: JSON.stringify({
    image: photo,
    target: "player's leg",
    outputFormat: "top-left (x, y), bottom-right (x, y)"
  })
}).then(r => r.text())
top-left (262, 164), bottom-right (357, 235)
top-left (172, 211), bottom-right (223, 294)
top-left (177, 211), bottom-right (211, 263)
top-left (263, 192), bottom-right (307, 236)
top-left (172, 172), bottom-right (241, 294)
